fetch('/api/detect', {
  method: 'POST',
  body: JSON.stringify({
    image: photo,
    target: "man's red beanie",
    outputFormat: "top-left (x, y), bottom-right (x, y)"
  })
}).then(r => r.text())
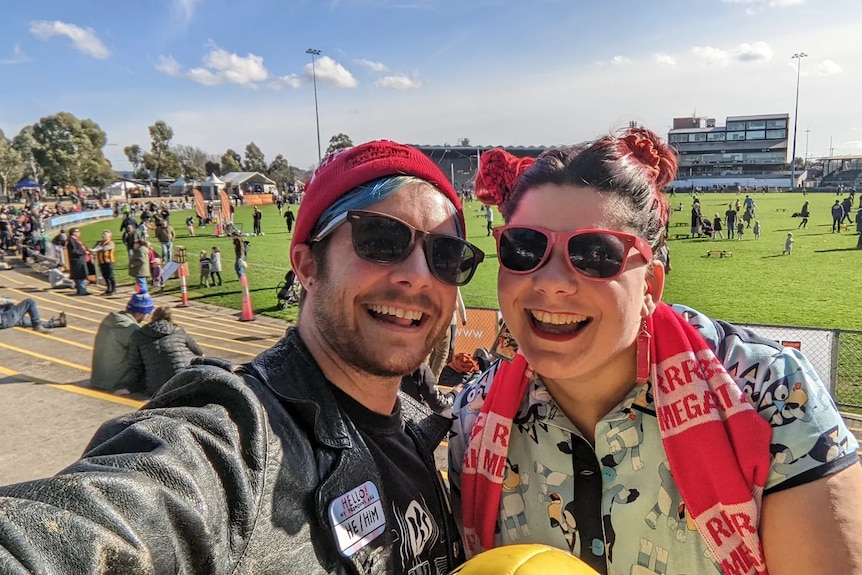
top-left (291, 140), bottom-right (463, 248)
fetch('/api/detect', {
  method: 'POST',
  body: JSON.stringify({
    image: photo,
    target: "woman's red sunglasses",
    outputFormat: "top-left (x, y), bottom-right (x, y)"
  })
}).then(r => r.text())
top-left (493, 225), bottom-right (653, 280)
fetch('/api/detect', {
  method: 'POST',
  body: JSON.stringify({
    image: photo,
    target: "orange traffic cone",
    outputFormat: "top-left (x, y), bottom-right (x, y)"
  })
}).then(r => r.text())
top-left (239, 272), bottom-right (255, 321)
top-left (177, 263), bottom-right (189, 307)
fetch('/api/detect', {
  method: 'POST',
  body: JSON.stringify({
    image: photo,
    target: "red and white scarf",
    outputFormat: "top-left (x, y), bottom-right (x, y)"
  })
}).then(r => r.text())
top-left (459, 303), bottom-right (772, 574)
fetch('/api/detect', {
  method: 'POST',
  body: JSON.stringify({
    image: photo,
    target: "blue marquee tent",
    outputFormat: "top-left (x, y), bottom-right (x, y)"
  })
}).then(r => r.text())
top-left (14, 178), bottom-right (43, 190)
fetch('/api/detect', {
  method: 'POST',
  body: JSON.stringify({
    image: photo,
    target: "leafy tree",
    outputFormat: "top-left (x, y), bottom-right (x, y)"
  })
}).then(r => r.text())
top-left (124, 144), bottom-right (145, 178)
top-left (204, 160), bottom-right (220, 177)
top-left (174, 144), bottom-right (213, 181)
top-left (325, 133), bottom-right (353, 156)
top-left (11, 126), bottom-right (41, 181)
top-left (142, 120), bottom-right (181, 196)
top-left (221, 149), bottom-right (242, 173)
top-left (0, 129), bottom-right (25, 196)
top-left (267, 154), bottom-right (294, 188)
top-left (30, 112), bottom-right (114, 189)
top-left (243, 141), bottom-right (266, 173)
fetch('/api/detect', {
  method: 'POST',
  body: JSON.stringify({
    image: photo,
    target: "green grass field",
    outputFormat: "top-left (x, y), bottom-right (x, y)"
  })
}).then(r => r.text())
top-left (74, 192), bottom-right (862, 406)
top-left (77, 192), bottom-right (861, 328)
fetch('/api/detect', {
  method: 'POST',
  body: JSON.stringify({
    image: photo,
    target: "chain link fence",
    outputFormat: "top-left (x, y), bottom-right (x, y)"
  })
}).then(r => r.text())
top-left (454, 307), bottom-right (862, 409)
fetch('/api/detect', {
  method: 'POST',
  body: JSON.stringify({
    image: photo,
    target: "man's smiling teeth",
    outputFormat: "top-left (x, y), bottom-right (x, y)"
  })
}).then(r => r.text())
top-left (368, 304), bottom-right (423, 321)
top-left (531, 310), bottom-right (589, 325)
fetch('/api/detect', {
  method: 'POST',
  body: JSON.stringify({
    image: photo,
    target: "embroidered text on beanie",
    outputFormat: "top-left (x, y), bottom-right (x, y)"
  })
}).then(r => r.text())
top-left (291, 140), bottom-right (463, 248)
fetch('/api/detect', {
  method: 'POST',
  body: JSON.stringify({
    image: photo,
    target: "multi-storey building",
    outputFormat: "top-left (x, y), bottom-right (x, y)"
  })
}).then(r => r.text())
top-left (668, 113), bottom-right (790, 186)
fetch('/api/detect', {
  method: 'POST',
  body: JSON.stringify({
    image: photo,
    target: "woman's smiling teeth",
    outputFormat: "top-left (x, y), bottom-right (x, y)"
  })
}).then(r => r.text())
top-left (530, 310), bottom-right (591, 334)
top-left (368, 304), bottom-right (423, 326)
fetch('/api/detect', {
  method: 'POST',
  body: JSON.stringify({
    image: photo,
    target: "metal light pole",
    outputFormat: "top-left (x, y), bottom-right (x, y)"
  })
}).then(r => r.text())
top-left (789, 52), bottom-right (808, 190)
top-left (306, 48), bottom-right (322, 163)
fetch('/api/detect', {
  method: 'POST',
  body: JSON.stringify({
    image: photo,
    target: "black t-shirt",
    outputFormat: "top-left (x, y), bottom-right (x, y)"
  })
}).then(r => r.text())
top-left (331, 385), bottom-right (456, 575)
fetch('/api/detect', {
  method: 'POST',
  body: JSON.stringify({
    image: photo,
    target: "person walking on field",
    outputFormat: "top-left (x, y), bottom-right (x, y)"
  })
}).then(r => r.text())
top-left (252, 206), bottom-right (263, 235)
top-left (832, 199), bottom-right (844, 233)
top-left (155, 219), bottom-right (176, 263)
top-left (725, 203), bottom-right (737, 240)
top-left (283, 205), bottom-right (295, 233)
top-left (798, 200), bottom-right (810, 229)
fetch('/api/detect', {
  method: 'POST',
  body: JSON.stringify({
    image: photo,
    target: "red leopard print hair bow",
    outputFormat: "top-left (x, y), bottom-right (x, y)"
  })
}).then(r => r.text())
top-left (474, 149), bottom-right (536, 206)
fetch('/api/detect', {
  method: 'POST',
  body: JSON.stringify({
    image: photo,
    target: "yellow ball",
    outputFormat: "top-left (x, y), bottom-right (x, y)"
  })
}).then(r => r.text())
top-left (451, 544), bottom-right (598, 575)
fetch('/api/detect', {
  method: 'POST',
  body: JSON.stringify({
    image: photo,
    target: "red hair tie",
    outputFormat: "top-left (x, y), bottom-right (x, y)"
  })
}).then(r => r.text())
top-left (622, 132), bottom-right (676, 190)
top-left (475, 149), bottom-right (536, 206)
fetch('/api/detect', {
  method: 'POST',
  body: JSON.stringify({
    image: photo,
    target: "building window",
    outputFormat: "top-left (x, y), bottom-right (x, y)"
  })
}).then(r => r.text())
top-left (669, 133), bottom-right (689, 143)
top-left (747, 120), bottom-right (766, 130)
top-left (727, 121), bottom-right (746, 131)
top-left (766, 119), bottom-right (787, 129)
top-left (727, 131), bottom-right (746, 141)
top-left (707, 132), bottom-right (726, 141)
top-left (746, 131), bottom-right (766, 140)
top-left (766, 129), bottom-right (786, 139)
top-left (693, 133), bottom-right (708, 142)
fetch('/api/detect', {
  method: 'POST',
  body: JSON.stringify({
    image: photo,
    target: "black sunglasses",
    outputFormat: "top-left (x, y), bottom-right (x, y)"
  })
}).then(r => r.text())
top-left (493, 225), bottom-right (653, 280)
top-left (317, 210), bottom-right (485, 286)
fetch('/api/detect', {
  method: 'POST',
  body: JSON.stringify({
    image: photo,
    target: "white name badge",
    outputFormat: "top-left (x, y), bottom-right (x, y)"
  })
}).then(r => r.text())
top-left (328, 481), bottom-right (386, 557)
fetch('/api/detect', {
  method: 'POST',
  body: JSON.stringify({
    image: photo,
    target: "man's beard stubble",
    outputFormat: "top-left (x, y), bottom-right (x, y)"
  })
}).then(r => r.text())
top-left (311, 263), bottom-right (449, 378)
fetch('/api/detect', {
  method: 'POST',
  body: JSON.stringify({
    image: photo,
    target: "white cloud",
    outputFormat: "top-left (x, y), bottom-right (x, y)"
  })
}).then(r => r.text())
top-left (653, 53), bottom-right (677, 67)
top-left (156, 46), bottom-right (270, 87)
top-left (691, 46), bottom-right (730, 66)
top-left (734, 41), bottom-right (773, 62)
top-left (29, 20), bottom-right (110, 59)
top-left (817, 59), bottom-right (842, 76)
top-left (374, 75), bottom-right (421, 89)
top-left (769, 0), bottom-right (806, 6)
top-left (354, 58), bottom-right (388, 72)
top-left (172, 0), bottom-right (201, 25)
top-left (304, 55), bottom-right (357, 88)
top-left (845, 140), bottom-right (862, 149)
top-left (0, 44), bottom-right (29, 65)
top-left (155, 55), bottom-right (182, 76)
top-left (269, 74), bottom-right (303, 90)
top-left (610, 55), bottom-right (631, 65)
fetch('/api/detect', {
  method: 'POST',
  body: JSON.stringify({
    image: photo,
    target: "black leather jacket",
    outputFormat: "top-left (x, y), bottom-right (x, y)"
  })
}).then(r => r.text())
top-left (0, 328), bottom-right (461, 574)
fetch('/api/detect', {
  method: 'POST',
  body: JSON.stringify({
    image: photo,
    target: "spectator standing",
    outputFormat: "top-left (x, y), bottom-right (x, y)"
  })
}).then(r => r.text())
top-left (841, 196), bottom-right (853, 224)
top-left (484, 204), bottom-right (494, 236)
top-left (185, 215), bottom-right (195, 237)
top-left (128, 238), bottom-right (151, 292)
top-left (125, 306), bottom-right (204, 397)
top-left (0, 297), bottom-right (65, 333)
top-left (210, 246), bottom-right (223, 286)
top-left (121, 224), bottom-right (140, 257)
top-left (66, 227), bottom-right (91, 296)
top-left (155, 220), bottom-right (176, 263)
top-left (725, 203), bottom-right (737, 240)
top-left (690, 198), bottom-right (702, 237)
top-left (832, 199), bottom-right (844, 233)
top-left (0, 213), bottom-right (11, 251)
top-left (198, 250), bottom-right (212, 287)
top-left (50, 228), bottom-right (67, 263)
top-left (753, 220), bottom-right (762, 239)
top-left (427, 287), bottom-right (467, 380)
top-left (283, 206), bottom-right (295, 233)
top-left (798, 200), bottom-right (810, 229)
top-left (711, 213), bottom-right (724, 239)
top-left (737, 220), bottom-right (745, 240)
top-left (232, 232), bottom-right (247, 278)
top-left (89, 291), bottom-right (153, 392)
top-left (252, 206), bottom-right (263, 235)
top-left (92, 230), bottom-right (117, 295)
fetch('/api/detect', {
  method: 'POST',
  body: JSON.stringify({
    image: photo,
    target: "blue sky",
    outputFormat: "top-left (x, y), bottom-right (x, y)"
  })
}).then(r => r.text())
top-left (1, 0), bottom-right (859, 172)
